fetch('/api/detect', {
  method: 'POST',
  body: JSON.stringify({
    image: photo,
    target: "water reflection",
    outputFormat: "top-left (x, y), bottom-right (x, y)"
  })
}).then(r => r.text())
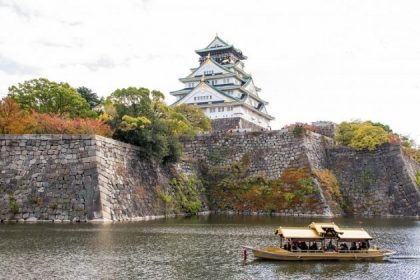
top-left (0, 216), bottom-right (419, 280)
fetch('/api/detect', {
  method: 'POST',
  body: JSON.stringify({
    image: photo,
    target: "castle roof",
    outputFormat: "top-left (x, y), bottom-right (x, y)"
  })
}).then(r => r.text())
top-left (195, 35), bottom-right (247, 60)
top-left (172, 79), bottom-right (239, 106)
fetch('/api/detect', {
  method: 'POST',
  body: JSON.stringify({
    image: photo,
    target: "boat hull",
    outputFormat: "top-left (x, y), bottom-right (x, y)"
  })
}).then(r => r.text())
top-left (248, 247), bottom-right (394, 261)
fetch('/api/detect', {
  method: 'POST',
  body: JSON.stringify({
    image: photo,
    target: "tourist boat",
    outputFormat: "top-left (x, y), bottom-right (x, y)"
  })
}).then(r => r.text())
top-left (244, 222), bottom-right (395, 261)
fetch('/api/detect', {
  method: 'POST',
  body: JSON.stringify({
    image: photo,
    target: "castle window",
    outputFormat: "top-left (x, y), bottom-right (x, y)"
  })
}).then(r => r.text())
top-left (204, 70), bottom-right (214, 75)
top-left (210, 107), bottom-right (215, 113)
top-left (218, 107), bottom-right (224, 112)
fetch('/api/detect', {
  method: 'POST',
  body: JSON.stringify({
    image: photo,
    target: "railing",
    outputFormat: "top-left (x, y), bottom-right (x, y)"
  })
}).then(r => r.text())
top-left (289, 249), bottom-right (370, 253)
top-left (290, 249), bottom-right (323, 253)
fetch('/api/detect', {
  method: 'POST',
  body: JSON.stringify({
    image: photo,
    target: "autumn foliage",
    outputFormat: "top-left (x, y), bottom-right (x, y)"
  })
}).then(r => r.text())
top-left (285, 123), bottom-right (320, 137)
top-left (31, 112), bottom-right (112, 136)
top-left (0, 98), bottom-right (111, 136)
top-left (201, 154), bottom-right (321, 213)
top-left (0, 97), bottom-right (35, 134)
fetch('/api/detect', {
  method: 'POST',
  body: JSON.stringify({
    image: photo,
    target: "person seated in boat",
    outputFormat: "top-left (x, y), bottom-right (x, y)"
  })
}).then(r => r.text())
top-left (309, 242), bottom-right (318, 250)
top-left (360, 242), bottom-right (368, 250)
top-left (350, 242), bottom-right (357, 250)
top-left (291, 242), bottom-right (298, 251)
top-left (326, 241), bottom-right (336, 251)
top-left (299, 241), bottom-right (308, 250)
top-left (340, 243), bottom-right (349, 251)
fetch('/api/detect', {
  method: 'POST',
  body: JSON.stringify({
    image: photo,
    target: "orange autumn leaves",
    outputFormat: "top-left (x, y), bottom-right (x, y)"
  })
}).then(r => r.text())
top-left (0, 97), bottom-right (111, 136)
top-left (0, 97), bottom-right (34, 134)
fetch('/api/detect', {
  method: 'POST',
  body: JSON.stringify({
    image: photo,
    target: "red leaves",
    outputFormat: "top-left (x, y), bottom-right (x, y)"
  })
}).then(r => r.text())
top-left (32, 112), bottom-right (112, 136)
top-left (0, 97), bottom-right (112, 137)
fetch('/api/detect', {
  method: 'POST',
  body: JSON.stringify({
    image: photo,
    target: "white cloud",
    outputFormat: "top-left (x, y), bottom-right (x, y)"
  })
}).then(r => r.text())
top-left (0, 0), bottom-right (419, 142)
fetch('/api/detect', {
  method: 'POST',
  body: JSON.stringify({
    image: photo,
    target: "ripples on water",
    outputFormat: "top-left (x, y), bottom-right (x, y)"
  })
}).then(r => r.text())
top-left (0, 216), bottom-right (419, 280)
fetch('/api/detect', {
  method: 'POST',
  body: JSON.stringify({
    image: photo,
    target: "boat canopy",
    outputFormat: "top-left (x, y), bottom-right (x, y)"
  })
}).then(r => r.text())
top-left (275, 222), bottom-right (372, 241)
top-left (275, 228), bottom-right (322, 240)
top-left (338, 229), bottom-right (372, 241)
top-left (309, 222), bottom-right (343, 235)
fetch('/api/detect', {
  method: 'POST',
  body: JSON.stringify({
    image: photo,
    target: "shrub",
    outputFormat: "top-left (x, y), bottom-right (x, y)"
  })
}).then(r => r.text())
top-left (0, 97), bottom-right (36, 134)
top-left (169, 175), bottom-right (203, 215)
top-left (416, 171), bottom-right (420, 187)
top-left (403, 147), bottom-right (420, 164)
top-left (32, 112), bottom-right (112, 136)
top-left (313, 169), bottom-right (344, 209)
top-left (9, 197), bottom-right (19, 214)
top-left (350, 124), bottom-right (388, 151)
top-left (336, 121), bottom-right (389, 151)
top-left (283, 192), bottom-right (295, 204)
top-left (285, 123), bottom-right (320, 137)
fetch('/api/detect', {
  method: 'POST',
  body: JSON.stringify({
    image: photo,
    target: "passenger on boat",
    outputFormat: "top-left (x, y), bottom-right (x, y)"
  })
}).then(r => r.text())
top-left (291, 242), bottom-right (298, 251)
top-left (309, 242), bottom-right (318, 250)
top-left (340, 243), bottom-right (349, 250)
top-left (299, 242), bottom-right (308, 250)
top-left (326, 241), bottom-right (336, 251)
top-left (350, 242), bottom-right (357, 250)
top-left (360, 242), bottom-right (368, 250)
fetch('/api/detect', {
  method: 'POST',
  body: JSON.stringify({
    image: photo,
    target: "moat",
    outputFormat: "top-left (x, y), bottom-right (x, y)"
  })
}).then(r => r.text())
top-left (0, 216), bottom-right (419, 280)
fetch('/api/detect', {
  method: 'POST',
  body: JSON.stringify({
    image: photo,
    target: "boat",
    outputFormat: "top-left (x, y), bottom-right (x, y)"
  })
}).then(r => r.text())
top-left (244, 222), bottom-right (395, 261)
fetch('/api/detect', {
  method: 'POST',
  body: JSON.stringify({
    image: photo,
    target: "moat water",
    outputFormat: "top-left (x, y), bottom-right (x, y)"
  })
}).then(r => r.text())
top-left (0, 216), bottom-right (419, 280)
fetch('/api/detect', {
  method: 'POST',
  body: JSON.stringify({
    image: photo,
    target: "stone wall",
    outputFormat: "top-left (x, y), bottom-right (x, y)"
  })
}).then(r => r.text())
top-left (326, 144), bottom-right (420, 216)
top-left (181, 130), bottom-right (333, 216)
top-left (1, 132), bottom-right (419, 221)
top-left (0, 135), bottom-right (174, 222)
top-left (95, 136), bottom-right (172, 221)
top-left (182, 129), bottom-right (311, 179)
top-left (211, 117), bottom-right (266, 132)
top-left (311, 121), bottom-right (336, 138)
top-left (182, 131), bottom-right (419, 217)
top-left (0, 135), bottom-right (101, 222)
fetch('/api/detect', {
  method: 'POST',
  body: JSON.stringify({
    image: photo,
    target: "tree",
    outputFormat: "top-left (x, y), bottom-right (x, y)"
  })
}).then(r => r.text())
top-left (0, 97), bottom-right (35, 134)
top-left (104, 87), bottom-right (211, 163)
top-left (31, 112), bottom-right (112, 136)
top-left (8, 78), bottom-right (96, 118)
top-left (335, 121), bottom-right (359, 146)
top-left (350, 123), bottom-right (388, 151)
top-left (76, 86), bottom-right (102, 109)
top-left (336, 121), bottom-right (393, 151)
top-left (173, 104), bottom-right (212, 133)
top-left (108, 87), bottom-right (181, 163)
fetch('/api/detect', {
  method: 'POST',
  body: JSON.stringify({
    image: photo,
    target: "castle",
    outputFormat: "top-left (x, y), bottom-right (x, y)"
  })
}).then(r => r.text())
top-left (170, 35), bottom-right (274, 131)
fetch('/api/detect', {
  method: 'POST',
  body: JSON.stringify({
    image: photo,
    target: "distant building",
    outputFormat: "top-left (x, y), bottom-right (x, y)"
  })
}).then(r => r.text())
top-left (170, 35), bottom-right (274, 131)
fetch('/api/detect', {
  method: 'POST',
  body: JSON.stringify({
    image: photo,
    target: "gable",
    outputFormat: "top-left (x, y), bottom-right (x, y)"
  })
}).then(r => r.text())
top-left (206, 37), bottom-right (229, 49)
top-left (176, 83), bottom-right (235, 105)
top-left (189, 59), bottom-right (230, 77)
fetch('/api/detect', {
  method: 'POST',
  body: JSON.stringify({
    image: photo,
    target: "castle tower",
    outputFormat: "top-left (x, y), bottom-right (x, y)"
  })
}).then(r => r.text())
top-left (170, 35), bottom-right (274, 131)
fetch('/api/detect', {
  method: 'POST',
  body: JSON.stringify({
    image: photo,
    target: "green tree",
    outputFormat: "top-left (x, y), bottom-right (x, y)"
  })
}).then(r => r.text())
top-left (366, 121), bottom-right (392, 133)
top-left (76, 86), bottom-right (102, 109)
top-left (108, 87), bottom-right (181, 163)
top-left (350, 123), bottom-right (388, 151)
top-left (8, 78), bottom-right (95, 118)
top-left (335, 121), bottom-right (359, 146)
top-left (104, 87), bottom-right (211, 163)
top-left (173, 104), bottom-right (212, 133)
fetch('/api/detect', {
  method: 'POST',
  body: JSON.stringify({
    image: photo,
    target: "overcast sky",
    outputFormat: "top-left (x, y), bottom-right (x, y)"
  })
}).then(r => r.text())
top-left (0, 0), bottom-right (419, 142)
